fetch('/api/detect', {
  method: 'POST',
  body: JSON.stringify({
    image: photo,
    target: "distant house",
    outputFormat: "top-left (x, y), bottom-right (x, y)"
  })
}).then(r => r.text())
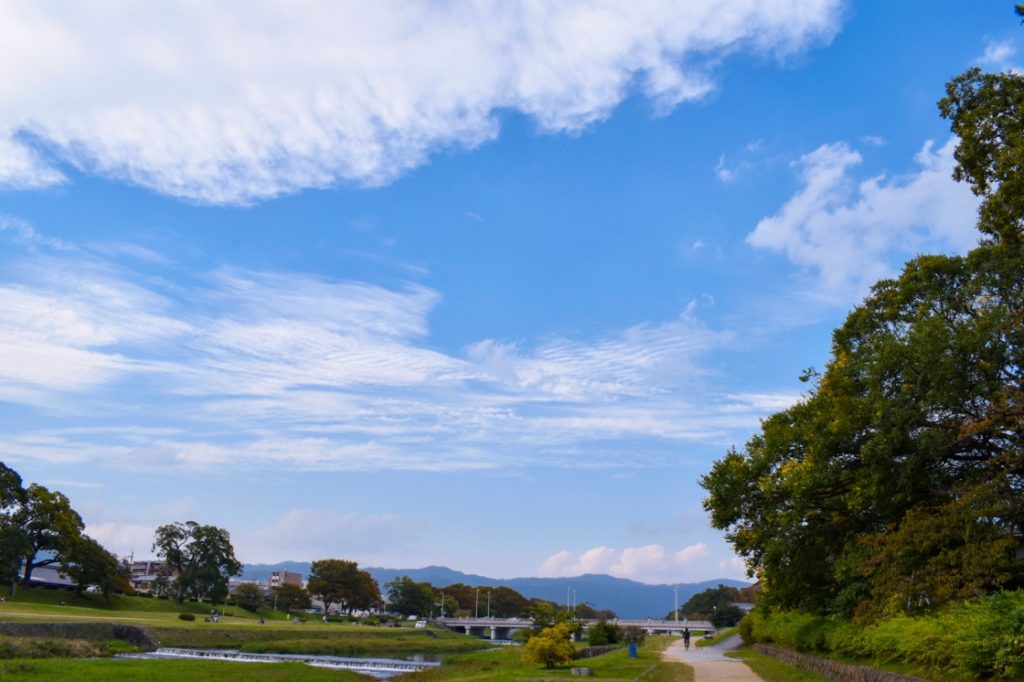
top-left (128, 560), bottom-right (176, 594)
top-left (269, 570), bottom-right (303, 589)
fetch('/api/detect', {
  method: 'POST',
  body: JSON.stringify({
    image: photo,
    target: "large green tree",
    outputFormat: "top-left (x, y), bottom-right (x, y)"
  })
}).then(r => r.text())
top-left (385, 576), bottom-right (436, 617)
top-left (152, 521), bottom-right (242, 603)
top-left (61, 535), bottom-right (121, 597)
top-left (232, 582), bottom-right (266, 611)
top-left (307, 559), bottom-right (380, 615)
top-left (0, 463), bottom-right (28, 593)
top-left (665, 585), bottom-right (746, 626)
top-left (702, 65), bottom-right (1024, 619)
top-left (16, 484), bottom-right (85, 585)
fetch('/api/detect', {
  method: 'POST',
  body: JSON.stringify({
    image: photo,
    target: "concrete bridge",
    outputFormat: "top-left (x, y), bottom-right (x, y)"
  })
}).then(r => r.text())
top-left (437, 617), bottom-right (714, 640)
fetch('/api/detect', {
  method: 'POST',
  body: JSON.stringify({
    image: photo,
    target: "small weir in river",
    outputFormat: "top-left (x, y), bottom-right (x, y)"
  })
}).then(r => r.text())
top-left (118, 647), bottom-right (442, 677)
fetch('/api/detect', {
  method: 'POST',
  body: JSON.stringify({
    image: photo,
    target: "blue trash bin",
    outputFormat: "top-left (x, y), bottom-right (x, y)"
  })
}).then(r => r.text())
top-left (628, 642), bottom-right (638, 659)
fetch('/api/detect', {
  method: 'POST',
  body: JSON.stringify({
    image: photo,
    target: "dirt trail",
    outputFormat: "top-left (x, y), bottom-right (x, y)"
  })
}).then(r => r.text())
top-left (662, 634), bottom-right (762, 682)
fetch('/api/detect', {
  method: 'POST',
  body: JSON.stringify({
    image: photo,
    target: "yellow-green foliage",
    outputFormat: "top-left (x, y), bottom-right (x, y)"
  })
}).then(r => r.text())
top-left (742, 590), bottom-right (1024, 681)
top-left (522, 623), bottom-right (575, 668)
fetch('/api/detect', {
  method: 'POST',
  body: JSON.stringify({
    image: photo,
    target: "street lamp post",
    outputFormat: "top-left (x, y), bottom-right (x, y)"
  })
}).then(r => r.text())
top-left (475, 588), bottom-right (479, 619)
top-left (674, 586), bottom-right (679, 623)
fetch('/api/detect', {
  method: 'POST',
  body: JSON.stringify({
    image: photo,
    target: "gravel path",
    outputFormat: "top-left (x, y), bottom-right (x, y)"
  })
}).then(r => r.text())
top-left (662, 634), bottom-right (763, 682)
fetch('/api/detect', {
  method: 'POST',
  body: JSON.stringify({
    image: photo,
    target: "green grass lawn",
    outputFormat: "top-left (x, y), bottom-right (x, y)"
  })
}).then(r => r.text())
top-left (0, 620), bottom-right (693, 682)
top-left (727, 648), bottom-right (830, 682)
top-left (147, 623), bottom-right (490, 653)
top-left (0, 657), bottom-right (367, 681)
top-left (695, 626), bottom-right (738, 647)
top-left (0, 585), bottom-right (490, 656)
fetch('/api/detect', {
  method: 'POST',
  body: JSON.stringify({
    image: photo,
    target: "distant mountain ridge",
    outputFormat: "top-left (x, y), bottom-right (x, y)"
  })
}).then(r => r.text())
top-left (242, 562), bottom-right (749, 619)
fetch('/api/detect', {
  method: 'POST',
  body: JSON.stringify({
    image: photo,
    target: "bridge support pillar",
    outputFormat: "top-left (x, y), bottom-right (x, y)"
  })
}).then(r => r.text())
top-left (490, 626), bottom-right (497, 640)
top-left (646, 629), bottom-right (654, 635)
top-left (465, 625), bottom-right (471, 635)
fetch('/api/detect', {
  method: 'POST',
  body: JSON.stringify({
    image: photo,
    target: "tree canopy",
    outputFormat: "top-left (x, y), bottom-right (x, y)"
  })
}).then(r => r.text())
top-left (385, 575), bottom-right (437, 617)
top-left (307, 559), bottom-right (381, 614)
top-left (153, 521), bottom-right (242, 603)
top-left (666, 585), bottom-right (746, 627)
top-left (272, 583), bottom-right (312, 613)
top-left (522, 623), bottom-right (575, 668)
top-left (702, 66), bottom-right (1024, 620)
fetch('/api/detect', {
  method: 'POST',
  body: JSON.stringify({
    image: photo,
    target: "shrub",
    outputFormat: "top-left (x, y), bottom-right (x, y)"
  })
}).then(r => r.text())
top-left (585, 619), bottom-right (620, 646)
top-left (178, 613), bottom-right (195, 621)
top-left (523, 623), bottom-right (575, 668)
top-left (742, 590), bottom-right (1024, 681)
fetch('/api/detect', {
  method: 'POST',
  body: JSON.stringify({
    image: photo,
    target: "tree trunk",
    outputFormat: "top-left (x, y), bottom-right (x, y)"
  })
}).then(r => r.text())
top-left (21, 555), bottom-right (33, 586)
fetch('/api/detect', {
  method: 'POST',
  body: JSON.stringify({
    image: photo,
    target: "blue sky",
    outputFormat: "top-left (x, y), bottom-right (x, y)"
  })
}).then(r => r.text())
top-left (0, 1), bottom-right (1018, 585)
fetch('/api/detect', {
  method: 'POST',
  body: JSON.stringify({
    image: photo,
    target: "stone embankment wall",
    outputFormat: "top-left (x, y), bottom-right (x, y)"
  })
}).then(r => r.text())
top-left (753, 643), bottom-right (934, 682)
top-left (0, 622), bottom-right (157, 651)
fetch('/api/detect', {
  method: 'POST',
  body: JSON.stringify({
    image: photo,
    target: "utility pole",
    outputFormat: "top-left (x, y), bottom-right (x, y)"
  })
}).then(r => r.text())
top-left (475, 588), bottom-right (479, 618)
top-left (487, 590), bottom-right (491, 618)
top-left (674, 586), bottom-right (679, 622)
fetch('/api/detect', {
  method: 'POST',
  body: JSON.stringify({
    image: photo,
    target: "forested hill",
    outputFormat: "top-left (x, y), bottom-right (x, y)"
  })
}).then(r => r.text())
top-left (241, 562), bottom-right (748, 618)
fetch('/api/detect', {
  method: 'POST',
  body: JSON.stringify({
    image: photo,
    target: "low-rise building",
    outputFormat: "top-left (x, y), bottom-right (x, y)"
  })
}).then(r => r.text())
top-left (269, 570), bottom-right (303, 588)
top-left (128, 560), bottom-right (176, 594)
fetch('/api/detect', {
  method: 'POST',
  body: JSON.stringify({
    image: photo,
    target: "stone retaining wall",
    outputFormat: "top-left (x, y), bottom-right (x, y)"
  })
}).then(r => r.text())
top-left (753, 643), bottom-right (934, 682)
top-left (0, 622), bottom-right (157, 651)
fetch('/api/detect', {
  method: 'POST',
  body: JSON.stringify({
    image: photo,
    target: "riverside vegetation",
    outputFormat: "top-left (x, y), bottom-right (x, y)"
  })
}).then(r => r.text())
top-left (701, 14), bottom-right (1024, 682)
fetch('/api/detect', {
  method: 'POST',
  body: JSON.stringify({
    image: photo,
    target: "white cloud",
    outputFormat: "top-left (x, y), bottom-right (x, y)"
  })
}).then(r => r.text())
top-left (747, 137), bottom-right (981, 300)
top-left (538, 543), bottom-right (711, 583)
top-left (0, 222), bottom-right (791, 472)
top-left (85, 522), bottom-right (154, 558)
top-left (243, 510), bottom-right (421, 564)
top-left (0, 1), bottom-right (842, 204)
top-left (715, 154), bottom-right (753, 183)
top-left (0, 135), bottom-right (65, 189)
top-left (717, 555), bottom-right (748, 579)
top-left (978, 38), bottom-right (1016, 68)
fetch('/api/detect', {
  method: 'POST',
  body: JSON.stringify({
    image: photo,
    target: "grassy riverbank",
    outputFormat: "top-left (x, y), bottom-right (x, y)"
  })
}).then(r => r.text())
top-left (726, 649), bottom-right (829, 682)
top-left (0, 585), bottom-right (489, 657)
top-left (405, 635), bottom-right (693, 682)
top-left (0, 633), bottom-right (692, 681)
top-left (0, 657), bottom-right (366, 680)
top-left (695, 626), bottom-right (738, 647)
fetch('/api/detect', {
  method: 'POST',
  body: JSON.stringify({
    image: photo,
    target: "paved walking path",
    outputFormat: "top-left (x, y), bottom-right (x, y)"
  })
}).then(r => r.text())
top-left (662, 635), bottom-right (762, 682)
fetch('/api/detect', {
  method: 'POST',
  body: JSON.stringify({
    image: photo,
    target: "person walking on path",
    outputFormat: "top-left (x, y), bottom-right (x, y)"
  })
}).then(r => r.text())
top-left (684, 627), bottom-right (691, 650)
top-left (663, 632), bottom-right (762, 682)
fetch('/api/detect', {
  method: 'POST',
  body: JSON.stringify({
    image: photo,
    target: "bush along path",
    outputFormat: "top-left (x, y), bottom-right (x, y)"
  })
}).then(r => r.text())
top-left (662, 634), bottom-right (762, 682)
